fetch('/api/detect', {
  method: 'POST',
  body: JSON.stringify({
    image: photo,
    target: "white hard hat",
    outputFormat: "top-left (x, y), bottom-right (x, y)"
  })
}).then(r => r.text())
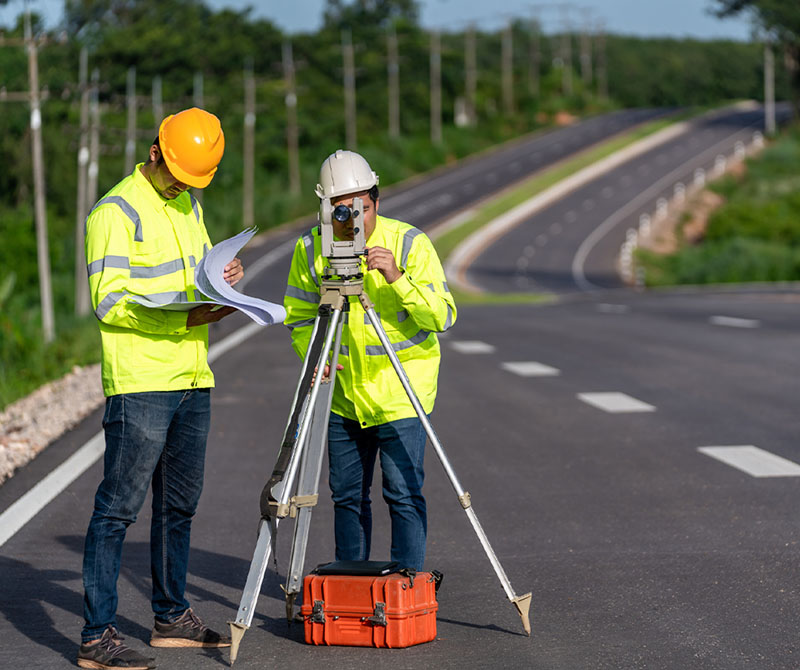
top-left (315, 150), bottom-right (378, 200)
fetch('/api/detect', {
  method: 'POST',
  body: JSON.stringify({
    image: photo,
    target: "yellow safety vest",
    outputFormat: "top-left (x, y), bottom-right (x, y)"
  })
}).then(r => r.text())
top-left (284, 215), bottom-right (457, 427)
top-left (85, 164), bottom-right (214, 396)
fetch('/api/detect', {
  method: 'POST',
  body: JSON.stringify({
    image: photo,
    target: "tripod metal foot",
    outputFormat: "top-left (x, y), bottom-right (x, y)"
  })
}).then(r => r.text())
top-left (512, 592), bottom-right (532, 636)
top-left (228, 622), bottom-right (247, 666)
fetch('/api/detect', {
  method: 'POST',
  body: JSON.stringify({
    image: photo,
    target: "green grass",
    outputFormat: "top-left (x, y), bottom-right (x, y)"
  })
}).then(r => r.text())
top-left (639, 123), bottom-right (800, 286)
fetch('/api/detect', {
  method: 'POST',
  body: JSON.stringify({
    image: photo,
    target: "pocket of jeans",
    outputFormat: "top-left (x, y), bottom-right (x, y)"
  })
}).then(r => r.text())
top-left (101, 396), bottom-right (116, 429)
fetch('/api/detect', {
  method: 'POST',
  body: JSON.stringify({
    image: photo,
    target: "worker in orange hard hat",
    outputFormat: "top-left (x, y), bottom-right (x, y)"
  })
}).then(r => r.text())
top-left (79, 108), bottom-right (240, 670)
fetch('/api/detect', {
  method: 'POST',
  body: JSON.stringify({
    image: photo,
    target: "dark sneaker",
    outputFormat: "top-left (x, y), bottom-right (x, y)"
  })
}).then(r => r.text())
top-left (150, 608), bottom-right (231, 648)
top-left (77, 625), bottom-right (156, 669)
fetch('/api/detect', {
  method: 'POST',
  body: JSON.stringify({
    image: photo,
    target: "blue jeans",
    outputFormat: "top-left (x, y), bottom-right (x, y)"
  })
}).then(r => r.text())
top-left (327, 413), bottom-right (427, 571)
top-left (81, 390), bottom-right (210, 642)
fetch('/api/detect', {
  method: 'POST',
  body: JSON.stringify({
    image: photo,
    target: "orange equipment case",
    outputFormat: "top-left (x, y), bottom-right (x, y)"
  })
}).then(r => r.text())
top-left (300, 562), bottom-right (440, 648)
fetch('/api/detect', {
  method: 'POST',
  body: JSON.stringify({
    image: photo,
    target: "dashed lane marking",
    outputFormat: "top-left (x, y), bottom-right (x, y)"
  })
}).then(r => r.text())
top-left (596, 303), bottom-right (630, 314)
top-left (698, 446), bottom-right (800, 477)
top-left (450, 340), bottom-right (496, 354)
top-left (577, 392), bottom-right (656, 413)
top-left (502, 362), bottom-right (560, 377)
top-left (709, 315), bottom-right (760, 329)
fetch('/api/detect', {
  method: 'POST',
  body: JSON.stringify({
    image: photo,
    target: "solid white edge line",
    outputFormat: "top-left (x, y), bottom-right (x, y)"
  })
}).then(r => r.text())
top-left (0, 242), bottom-right (288, 549)
top-left (0, 432), bottom-right (105, 547)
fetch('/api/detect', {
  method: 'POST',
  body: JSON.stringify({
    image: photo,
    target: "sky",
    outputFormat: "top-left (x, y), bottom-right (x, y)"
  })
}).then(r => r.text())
top-left (0, 0), bottom-right (755, 40)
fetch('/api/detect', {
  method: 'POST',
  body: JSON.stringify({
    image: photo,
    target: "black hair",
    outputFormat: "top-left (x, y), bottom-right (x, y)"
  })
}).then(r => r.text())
top-left (368, 184), bottom-right (379, 204)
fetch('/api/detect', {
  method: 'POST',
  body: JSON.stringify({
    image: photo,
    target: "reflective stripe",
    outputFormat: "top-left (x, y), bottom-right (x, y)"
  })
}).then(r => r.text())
top-left (364, 311), bottom-right (381, 324)
top-left (426, 283), bottom-right (435, 291)
top-left (443, 305), bottom-right (454, 331)
top-left (286, 317), bottom-right (316, 330)
top-left (303, 231), bottom-right (319, 286)
top-left (401, 228), bottom-right (423, 269)
top-left (87, 255), bottom-right (130, 276)
top-left (397, 310), bottom-right (409, 322)
top-left (189, 255), bottom-right (197, 267)
top-left (90, 196), bottom-right (143, 242)
top-left (131, 258), bottom-right (185, 279)
top-left (203, 243), bottom-right (210, 256)
top-left (340, 344), bottom-right (349, 356)
top-left (365, 329), bottom-right (431, 355)
top-left (443, 281), bottom-right (450, 292)
top-left (285, 285), bottom-right (319, 303)
top-left (95, 291), bottom-right (128, 320)
top-left (189, 193), bottom-right (200, 223)
top-left (97, 290), bottom-right (190, 319)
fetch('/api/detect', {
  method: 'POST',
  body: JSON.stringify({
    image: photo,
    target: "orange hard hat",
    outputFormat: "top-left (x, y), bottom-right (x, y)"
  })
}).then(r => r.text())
top-left (158, 108), bottom-right (225, 188)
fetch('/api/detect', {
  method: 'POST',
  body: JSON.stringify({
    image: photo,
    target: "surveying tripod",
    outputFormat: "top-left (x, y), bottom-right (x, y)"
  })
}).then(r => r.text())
top-left (228, 210), bottom-right (531, 665)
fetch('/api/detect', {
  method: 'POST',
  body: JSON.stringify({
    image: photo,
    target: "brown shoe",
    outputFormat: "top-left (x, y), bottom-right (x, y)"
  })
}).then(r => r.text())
top-left (150, 608), bottom-right (231, 648)
top-left (77, 625), bottom-right (156, 669)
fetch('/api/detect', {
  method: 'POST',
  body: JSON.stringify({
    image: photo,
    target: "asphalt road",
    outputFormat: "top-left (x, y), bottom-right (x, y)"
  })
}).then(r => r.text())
top-left (468, 104), bottom-right (792, 294)
top-left (2, 107), bottom-right (799, 670)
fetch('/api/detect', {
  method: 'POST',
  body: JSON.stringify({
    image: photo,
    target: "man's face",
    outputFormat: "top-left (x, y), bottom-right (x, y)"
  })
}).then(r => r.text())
top-left (330, 190), bottom-right (378, 241)
top-left (149, 146), bottom-right (189, 200)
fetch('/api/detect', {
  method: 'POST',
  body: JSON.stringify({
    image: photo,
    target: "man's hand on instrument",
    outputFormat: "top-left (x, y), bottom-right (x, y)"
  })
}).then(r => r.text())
top-left (187, 304), bottom-right (237, 327)
top-left (366, 247), bottom-right (402, 284)
top-left (312, 363), bottom-right (344, 384)
top-left (224, 257), bottom-right (244, 286)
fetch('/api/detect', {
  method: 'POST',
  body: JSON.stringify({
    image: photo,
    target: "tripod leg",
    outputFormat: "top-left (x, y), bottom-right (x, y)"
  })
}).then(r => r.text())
top-left (363, 305), bottom-right (532, 636)
top-left (284, 317), bottom-right (344, 621)
top-left (229, 309), bottom-right (344, 665)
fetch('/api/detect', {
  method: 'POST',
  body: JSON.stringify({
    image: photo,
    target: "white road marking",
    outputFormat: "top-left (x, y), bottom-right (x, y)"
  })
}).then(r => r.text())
top-left (450, 340), bottom-right (496, 354)
top-left (709, 315), bottom-right (760, 329)
top-left (596, 303), bottom-right (630, 314)
top-left (502, 361), bottom-right (560, 377)
top-left (698, 446), bottom-right (800, 477)
top-left (577, 392), bottom-right (655, 413)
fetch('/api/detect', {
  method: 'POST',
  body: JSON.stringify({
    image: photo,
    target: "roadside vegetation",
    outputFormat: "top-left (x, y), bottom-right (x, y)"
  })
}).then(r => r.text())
top-left (638, 124), bottom-right (800, 286)
top-left (0, 0), bottom-right (794, 410)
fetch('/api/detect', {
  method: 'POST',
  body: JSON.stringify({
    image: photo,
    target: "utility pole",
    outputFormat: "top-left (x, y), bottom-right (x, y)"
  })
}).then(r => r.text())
top-left (580, 8), bottom-right (593, 87)
top-left (192, 71), bottom-right (204, 206)
top-left (342, 29), bottom-right (357, 150)
top-left (152, 75), bottom-right (163, 129)
top-left (25, 9), bottom-right (54, 342)
top-left (74, 47), bottom-right (90, 316)
top-left (596, 18), bottom-right (607, 100)
top-left (764, 42), bottom-right (776, 135)
top-left (243, 60), bottom-right (255, 229)
top-left (124, 66), bottom-right (136, 175)
top-left (560, 4), bottom-right (573, 96)
top-left (387, 24), bottom-right (400, 138)
top-left (87, 68), bottom-right (100, 212)
top-left (529, 12), bottom-right (541, 98)
top-left (430, 29), bottom-right (442, 145)
top-left (465, 24), bottom-right (477, 126)
top-left (283, 40), bottom-right (301, 196)
top-left (502, 20), bottom-right (514, 116)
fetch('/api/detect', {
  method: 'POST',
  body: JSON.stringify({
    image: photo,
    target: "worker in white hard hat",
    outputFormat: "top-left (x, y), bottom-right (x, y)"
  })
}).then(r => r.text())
top-left (284, 150), bottom-right (456, 571)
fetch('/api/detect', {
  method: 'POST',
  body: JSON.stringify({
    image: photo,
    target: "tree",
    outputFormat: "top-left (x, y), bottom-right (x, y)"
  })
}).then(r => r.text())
top-left (713, 0), bottom-right (800, 116)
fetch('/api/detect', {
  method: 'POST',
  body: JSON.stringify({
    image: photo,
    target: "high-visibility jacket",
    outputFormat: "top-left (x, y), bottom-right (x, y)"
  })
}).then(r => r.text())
top-left (284, 215), bottom-right (456, 427)
top-left (85, 164), bottom-right (214, 396)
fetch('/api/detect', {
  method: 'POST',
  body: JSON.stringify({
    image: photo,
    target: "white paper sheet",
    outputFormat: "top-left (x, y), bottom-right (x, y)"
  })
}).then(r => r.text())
top-left (127, 227), bottom-right (286, 326)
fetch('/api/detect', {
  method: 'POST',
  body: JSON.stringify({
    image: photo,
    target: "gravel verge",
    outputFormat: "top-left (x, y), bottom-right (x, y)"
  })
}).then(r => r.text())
top-left (0, 364), bottom-right (104, 485)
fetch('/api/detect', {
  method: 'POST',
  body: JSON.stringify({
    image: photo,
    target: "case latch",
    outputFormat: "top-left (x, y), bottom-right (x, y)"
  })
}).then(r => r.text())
top-left (310, 600), bottom-right (325, 623)
top-left (364, 601), bottom-right (387, 626)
